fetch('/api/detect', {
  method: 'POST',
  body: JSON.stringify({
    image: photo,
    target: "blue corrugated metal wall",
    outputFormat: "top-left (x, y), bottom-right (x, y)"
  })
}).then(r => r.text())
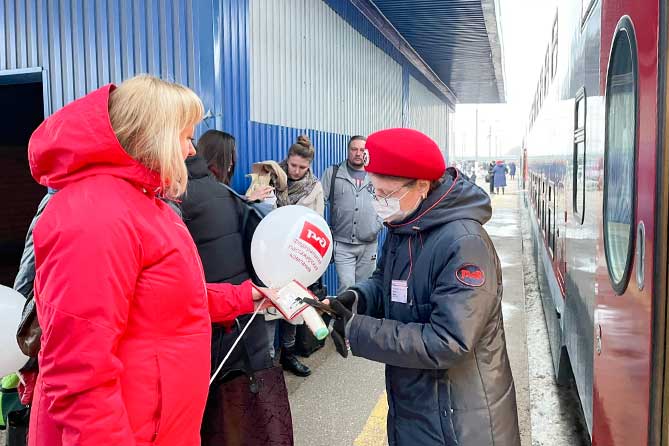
top-left (1, 0), bottom-right (452, 293)
top-left (0, 0), bottom-right (218, 117)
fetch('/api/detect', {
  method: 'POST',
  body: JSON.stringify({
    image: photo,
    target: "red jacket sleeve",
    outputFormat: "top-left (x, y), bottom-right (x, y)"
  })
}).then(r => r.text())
top-left (207, 280), bottom-right (255, 323)
top-left (33, 203), bottom-right (140, 445)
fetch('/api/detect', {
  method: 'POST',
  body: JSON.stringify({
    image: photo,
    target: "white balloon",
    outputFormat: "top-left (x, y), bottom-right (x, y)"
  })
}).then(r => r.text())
top-left (0, 285), bottom-right (29, 376)
top-left (251, 205), bottom-right (333, 288)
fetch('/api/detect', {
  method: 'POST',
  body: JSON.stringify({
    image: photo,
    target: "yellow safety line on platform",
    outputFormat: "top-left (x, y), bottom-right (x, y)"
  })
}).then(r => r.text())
top-left (354, 391), bottom-right (388, 446)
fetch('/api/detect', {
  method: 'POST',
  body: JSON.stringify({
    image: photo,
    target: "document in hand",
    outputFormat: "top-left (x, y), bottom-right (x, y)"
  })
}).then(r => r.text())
top-left (253, 280), bottom-right (315, 321)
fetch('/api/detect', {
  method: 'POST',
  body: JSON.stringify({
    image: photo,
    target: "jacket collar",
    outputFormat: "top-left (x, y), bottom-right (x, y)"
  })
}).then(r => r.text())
top-left (336, 160), bottom-right (371, 187)
top-left (186, 155), bottom-right (212, 180)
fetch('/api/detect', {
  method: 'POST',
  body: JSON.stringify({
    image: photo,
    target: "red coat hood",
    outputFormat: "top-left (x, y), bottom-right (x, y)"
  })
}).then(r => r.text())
top-left (28, 84), bottom-right (161, 191)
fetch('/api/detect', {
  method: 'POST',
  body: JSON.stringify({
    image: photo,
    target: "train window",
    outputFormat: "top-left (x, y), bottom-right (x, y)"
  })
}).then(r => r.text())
top-left (603, 17), bottom-right (638, 294)
top-left (548, 206), bottom-right (553, 253)
top-left (548, 183), bottom-right (554, 256)
top-left (573, 88), bottom-right (586, 224)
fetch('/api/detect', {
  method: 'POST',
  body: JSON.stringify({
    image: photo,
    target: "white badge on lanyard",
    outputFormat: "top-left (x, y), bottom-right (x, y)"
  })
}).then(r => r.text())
top-left (391, 280), bottom-right (408, 304)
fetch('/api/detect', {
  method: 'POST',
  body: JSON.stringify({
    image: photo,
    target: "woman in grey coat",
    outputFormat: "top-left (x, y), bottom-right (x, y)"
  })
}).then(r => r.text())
top-left (318, 128), bottom-right (520, 446)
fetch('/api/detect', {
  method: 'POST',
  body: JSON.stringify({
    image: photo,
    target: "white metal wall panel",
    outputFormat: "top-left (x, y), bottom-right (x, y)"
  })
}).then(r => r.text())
top-left (408, 75), bottom-right (449, 153)
top-left (249, 0), bottom-right (403, 136)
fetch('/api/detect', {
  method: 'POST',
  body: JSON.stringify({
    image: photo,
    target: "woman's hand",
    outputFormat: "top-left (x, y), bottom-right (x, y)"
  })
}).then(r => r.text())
top-left (246, 186), bottom-right (274, 202)
top-left (251, 286), bottom-right (277, 312)
top-left (254, 298), bottom-right (274, 312)
top-left (251, 286), bottom-right (273, 301)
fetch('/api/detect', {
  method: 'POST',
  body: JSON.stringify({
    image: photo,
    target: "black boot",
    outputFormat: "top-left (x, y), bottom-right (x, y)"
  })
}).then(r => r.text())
top-left (281, 347), bottom-right (311, 377)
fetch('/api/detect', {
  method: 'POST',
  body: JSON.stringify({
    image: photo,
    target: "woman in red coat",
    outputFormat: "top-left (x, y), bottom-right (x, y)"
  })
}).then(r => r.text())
top-left (27, 75), bottom-right (265, 446)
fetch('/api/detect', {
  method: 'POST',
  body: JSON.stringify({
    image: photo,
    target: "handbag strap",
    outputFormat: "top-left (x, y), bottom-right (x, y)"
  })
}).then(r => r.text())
top-left (328, 164), bottom-right (339, 229)
top-left (328, 164), bottom-right (339, 206)
top-left (233, 319), bottom-right (261, 394)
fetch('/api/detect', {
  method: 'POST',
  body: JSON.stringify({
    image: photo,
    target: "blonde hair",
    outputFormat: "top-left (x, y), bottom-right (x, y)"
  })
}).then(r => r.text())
top-left (108, 75), bottom-right (204, 198)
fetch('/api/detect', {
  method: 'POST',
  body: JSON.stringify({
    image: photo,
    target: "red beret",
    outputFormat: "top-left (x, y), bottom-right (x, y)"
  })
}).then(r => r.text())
top-left (364, 128), bottom-right (445, 180)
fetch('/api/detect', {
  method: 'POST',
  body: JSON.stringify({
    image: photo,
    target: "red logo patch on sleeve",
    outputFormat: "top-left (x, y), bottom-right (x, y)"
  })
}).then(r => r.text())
top-left (455, 264), bottom-right (485, 287)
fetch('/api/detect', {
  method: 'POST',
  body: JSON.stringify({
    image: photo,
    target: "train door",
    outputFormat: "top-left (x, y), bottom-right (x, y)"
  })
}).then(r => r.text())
top-left (0, 70), bottom-right (47, 287)
top-left (654, 1), bottom-right (669, 444)
top-left (593, 3), bottom-right (660, 445)
top-left (554, 178), bottom-right (567, 287)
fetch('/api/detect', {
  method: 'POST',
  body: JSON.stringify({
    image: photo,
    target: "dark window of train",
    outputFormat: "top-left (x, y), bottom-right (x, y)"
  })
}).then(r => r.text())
top-left (573, 89), bottom-right (586, 224)
top-left (603, 17), bottom-right (637, 295)
top-left (548, 184), bottom-right (554, 256)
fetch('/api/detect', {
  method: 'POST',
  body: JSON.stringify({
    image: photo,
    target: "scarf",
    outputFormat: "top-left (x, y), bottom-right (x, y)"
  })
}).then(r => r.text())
top-left (277, 160), bottom-right (319, 207)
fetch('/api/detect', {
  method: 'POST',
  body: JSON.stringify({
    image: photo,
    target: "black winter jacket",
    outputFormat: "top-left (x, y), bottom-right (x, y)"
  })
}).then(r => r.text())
top-left (180, 155), bottom-right (271, 377)
top-left (352, 168), bottom-right (520, 446)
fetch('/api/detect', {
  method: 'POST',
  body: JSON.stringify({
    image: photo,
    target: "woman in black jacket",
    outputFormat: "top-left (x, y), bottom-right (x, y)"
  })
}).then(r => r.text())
top-left (180, 130), bottom-right (292, 446)
top-left (321, 129), bottom-right (520, 446)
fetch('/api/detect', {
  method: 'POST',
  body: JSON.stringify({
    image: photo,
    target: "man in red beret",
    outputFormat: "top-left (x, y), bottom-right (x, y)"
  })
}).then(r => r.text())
top-left (317, 128), bottom-right (520, 446)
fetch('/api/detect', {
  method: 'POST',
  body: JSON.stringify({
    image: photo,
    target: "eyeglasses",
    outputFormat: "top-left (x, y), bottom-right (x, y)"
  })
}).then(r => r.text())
top-left (367, 180), bottom-right (416, 205)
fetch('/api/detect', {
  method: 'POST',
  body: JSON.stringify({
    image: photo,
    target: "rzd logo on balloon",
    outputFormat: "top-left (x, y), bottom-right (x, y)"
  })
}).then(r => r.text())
top-left (299, 222), bottom-right (331, 257)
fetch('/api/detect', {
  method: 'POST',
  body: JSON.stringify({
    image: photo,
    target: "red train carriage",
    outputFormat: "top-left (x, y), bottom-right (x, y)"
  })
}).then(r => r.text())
top-left (523, 0), bottom-right (668, 444)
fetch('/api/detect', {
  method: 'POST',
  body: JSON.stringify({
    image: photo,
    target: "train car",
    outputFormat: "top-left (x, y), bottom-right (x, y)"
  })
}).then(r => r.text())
top-left (523, 0), bottom-right (668, 444)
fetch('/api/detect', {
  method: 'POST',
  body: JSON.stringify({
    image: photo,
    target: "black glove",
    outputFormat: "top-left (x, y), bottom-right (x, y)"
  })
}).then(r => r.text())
top-left (328, 299), bottom-right (353, 358)
top-left (336, 289), bottom-right (366, 314)
top-left (301, 295), bottom-right (355, 358)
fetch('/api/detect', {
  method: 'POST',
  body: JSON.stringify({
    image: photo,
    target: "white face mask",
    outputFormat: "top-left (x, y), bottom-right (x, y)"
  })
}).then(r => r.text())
top-left (372, 184), bottom-right (415, 222)
top-left (373, 197), bottom-right (404, 222)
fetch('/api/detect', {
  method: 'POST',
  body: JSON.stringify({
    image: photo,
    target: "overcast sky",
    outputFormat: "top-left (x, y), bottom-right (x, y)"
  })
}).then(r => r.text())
top-left (452, 0), bottom-right (558, 160)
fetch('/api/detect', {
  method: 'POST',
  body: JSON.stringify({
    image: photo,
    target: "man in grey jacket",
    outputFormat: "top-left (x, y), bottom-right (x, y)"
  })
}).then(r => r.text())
top-left (322, 136), bottom-right (383, 293)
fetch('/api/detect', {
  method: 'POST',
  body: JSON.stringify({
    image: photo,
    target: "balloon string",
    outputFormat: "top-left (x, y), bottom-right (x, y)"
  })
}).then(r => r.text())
top-left (209, 298), bottom-right (266, 386)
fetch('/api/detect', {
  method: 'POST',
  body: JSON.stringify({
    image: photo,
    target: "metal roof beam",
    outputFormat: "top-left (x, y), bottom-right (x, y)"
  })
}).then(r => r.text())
top-left (349, 0), bottom-right (458, 107)
top-left (481, 0), bottom-right (506, 103)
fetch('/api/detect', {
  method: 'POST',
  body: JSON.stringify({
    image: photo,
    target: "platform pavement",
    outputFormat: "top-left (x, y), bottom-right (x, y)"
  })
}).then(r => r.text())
top-left (0, 177), bottom-right (589, 446)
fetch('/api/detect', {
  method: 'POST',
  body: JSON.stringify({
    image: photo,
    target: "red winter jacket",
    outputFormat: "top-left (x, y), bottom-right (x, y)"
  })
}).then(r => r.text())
top-left (27, 85), bottom-right (255, 446)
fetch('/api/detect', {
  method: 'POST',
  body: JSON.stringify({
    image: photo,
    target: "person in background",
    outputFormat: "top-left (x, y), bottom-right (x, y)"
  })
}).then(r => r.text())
top-left (0, 191), bottom-right (56, 446)
top-left (321, 136), bottom-right (382, 294)
top-left (320, 128), bottom-right (520, 446)
top-left (26, 76), bottom-right (266, 446)
top-left (488, 160), bottom-right (495, 194)
top-left (509, 161), bottom-right (517, 180)
top-left (493, 160), bottom-right (508, 195)
top-left (277, 135), bottom-right (324, 214)
top-left (275, 134), bottom-right (324, 376)
top-left (180, 129), bottom-right (292, 445)
top-left (197, 130), bottom-right (274, 202)
top-left (246, 161), bottom-right (288, 207)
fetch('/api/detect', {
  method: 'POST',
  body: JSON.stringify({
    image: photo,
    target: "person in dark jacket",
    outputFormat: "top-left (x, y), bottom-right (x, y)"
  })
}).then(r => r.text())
top-left (4, 191), bottom-right (55, 446)
top-left (319, 128), bottom-right (520, 446)
top-left (180, 130), bottom-right (293, 445)
top-left (493, 160), bottom-right (508, 194)
top-left (509, 161), bottom-right (517, 180)
top-left (488, 161), bottom-right (495, 194)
